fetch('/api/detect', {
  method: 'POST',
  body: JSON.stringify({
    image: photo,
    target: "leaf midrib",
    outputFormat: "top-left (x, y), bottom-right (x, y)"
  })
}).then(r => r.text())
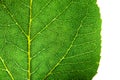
top-left (27, 0), bottom-right (32, 80)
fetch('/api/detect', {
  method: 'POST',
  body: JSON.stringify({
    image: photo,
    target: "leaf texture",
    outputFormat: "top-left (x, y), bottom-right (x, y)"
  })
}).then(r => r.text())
top-left (0, 0), bottom-right (101, 80)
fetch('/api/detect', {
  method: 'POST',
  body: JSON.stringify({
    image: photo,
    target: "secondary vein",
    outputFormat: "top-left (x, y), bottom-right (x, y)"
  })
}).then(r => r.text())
top-left (31, 0), bottom-right (73, 42)
top-left (0, 57), bottom-right (14, 80)
top-left (43, 16), bottom-right (87, 80)
top-left (1, 3), bottom-right (28, 37)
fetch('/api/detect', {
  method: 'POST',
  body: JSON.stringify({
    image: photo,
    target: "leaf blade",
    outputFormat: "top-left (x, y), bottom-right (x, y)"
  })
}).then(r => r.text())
top-left (0, 0), bottom-right (101, 80)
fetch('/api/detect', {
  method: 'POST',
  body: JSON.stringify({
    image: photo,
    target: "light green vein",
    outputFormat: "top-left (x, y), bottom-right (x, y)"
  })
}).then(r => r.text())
top-left (31, 0), bottom-right (73, 41)
top-left (0, 57), bottom-right (14, 80)
top-left (52, 67), bottom-right (94, 74)
top-left (32, 0), bottom-right (53, 20)
top-left (27, 0), bottom-right (32, 80)
top-left (64, 48), bottom-right (96, 59)
top-left (1, 3), bottom-right (28, 37)
top-left (43, 16), bottom-right (87, 80)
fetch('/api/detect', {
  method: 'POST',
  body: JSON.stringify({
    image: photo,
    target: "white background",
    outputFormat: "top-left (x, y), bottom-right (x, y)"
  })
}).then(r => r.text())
top-left (93, 0), bottom-right (120, 80)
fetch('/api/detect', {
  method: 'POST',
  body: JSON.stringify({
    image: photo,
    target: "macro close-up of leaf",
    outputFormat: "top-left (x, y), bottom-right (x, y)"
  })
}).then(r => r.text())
top-left (0, 0), bottom-right (101, 80)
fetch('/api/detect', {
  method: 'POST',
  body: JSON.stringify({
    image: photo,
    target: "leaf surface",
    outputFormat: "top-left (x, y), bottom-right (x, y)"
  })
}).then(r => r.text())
top-left (0, 0), bottom-right (101, 80)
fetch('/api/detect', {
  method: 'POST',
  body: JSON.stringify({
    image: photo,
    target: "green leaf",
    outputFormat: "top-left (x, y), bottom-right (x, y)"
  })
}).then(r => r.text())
top-left (0, 0), bottom-right (101, 80)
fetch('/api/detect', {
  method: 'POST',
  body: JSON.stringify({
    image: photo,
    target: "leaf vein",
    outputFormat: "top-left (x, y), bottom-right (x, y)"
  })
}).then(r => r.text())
top-left (15, 61), bottom-right (27, 72)
top-left (59, 61), bottom-right (91, 65)
top-left (52, 67), bottom-right (94, 74)
top-left (1, 3), bottom-right (28, 37)
top-left (64, 48), bottom-right (97, 59)
top-left (31, 0), bottom-right (73, 41)
top-left (6, 41), bottom-right (27, 53)
top-left (32, 0), bottom-right (53, 20)
top-left (0, 57), bottom-right (14, 80)
top-left (27, 0), bottom-right (32, 79)
top-left (43, 15), bottom-right (87, 80)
